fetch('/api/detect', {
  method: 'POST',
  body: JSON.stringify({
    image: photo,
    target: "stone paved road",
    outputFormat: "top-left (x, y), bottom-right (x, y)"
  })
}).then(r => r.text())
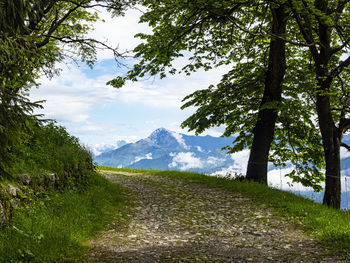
top-left (83, 171), bottom-right (346, 262)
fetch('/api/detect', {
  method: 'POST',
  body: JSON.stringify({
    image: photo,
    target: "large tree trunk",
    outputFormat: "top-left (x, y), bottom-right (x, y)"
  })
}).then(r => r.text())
top-left (323, 140), bottom-right (341, 208)
top-left (290, 0), bottom-right (342, 208)
top-left (246, 6), bottom-right (286, 184)
top-left (313, 0), bottom-right (341, 208)
top-left (316, 93), bottom-right (341, 208)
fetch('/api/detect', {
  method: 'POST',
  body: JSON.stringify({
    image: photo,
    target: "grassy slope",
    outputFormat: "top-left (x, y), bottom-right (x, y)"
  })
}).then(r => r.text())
top-left (0, 172), bottom-right (128, 263)
top-left (99, 166), bottom-right (350, 256)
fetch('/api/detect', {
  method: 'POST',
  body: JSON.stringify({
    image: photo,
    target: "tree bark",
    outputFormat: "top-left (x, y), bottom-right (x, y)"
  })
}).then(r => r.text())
top-left (316, 92), bottom-right (341, 209)
top-left (312, 0), bottom-right (341, 209)
top-left (246, 6), bottom-right (287, 184)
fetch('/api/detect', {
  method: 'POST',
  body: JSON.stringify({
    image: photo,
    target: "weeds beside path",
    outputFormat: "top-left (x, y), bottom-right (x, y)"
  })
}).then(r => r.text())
top-left (85, 170), bottom-right (346, 262)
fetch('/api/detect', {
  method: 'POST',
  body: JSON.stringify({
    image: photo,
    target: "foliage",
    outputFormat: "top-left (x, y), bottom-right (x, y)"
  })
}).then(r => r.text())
top-left (0, 0), bottom-right (131, 179)
top-left (0, 89), bottom-right (42, 178)
top-left (109, 0), bottom-right (267, 83)
top-left (181, 50), bottom-right (325, 191)
top-left (286, 0), bottom-right (350, 208)
top-left (0, 172), bottom-right (127, 262)
top-left (109, 0), bottom-right (325, 190)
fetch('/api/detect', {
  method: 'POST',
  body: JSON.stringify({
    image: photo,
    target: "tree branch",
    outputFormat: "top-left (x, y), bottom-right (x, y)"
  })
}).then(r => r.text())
top-left (42, 35), bottom-right (129, 61)
top-left (287, 0), bottom-right (322, 56)
top-left (28, 1), bottom-right (57, 31)
top-left (330, 55), bottom-right (350, 79)
top-left (331, 23), bottom-right (350, 54)
top-left (339, 118), bottom-right (350, 133)
top-left (341, 142), bottom-right (350, 151)
top-left (36, 2), bottom-right (84, 48)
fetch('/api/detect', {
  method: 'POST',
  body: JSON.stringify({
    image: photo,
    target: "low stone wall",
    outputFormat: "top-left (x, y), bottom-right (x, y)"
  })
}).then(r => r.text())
top-left (0, 173), bottom-right (60, 227)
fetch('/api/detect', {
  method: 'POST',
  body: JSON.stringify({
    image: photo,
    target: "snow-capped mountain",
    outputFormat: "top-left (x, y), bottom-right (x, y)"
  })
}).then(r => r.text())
top-left (89, 140), bottom-right (128, 156)
top-left (93, 128), bottom-right (350, 176)
top-left (94, 128), bottom-right (236, 173)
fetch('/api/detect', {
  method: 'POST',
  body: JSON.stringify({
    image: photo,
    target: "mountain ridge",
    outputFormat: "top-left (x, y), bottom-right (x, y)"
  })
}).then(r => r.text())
top-left (93, 128), bottom-right (350, 177)
top-left (94, 128), bottom-right (236, 173)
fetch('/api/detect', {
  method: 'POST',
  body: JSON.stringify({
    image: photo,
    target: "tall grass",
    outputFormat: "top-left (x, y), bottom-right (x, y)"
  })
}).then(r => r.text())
top-left (0, 172), bottom-right (127, 262)
top-left (7, 121), bottom-right (92, 185)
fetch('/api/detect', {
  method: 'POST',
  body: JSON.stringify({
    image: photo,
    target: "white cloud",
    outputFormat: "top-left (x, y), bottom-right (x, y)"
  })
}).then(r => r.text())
top-left (67, 122), bottom-right (139, 141)
top-left (30, 64), bottom-right (118, 123)
top-left (212, 165), bottom-right (242, 177)
top-left (171, 132), bottom-right (189, 149)
top-left (207, 156), bottom-right (222, 165)
top-left (341, 147), bottom-right (350, 159)
top-left (267, 168), bottom-right (320, 191)
top-left (268, 168), bottom-right (350, 197)
top-left (89, 143), bottom-right (117, 156)
top-left (88, 7), bottom-right (151, 60)
top-left (134, 153), bottom-right (153, 163)
top-left (230, 149), bottom-right (250, 174)
top-left (342, 168), bottom-right (350, 177)
top-left (116, 63), bottom-right (231, 109)
top-left (116, 80), bottom-right (188, 108)
top-left (88, 139), bottom-right (130, 156)
top-left (212, 164), bottom-right (324, 192)
top-left (169, 152), bottom-right (203, 170)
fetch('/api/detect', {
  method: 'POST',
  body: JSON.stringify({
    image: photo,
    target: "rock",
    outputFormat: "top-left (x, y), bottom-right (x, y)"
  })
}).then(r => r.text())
top-left (0, 193), bottom-right (12, 226)
top-left (47, 173), bottom-right (59, 187)
top-left (7, 185), bottom-right (20, 197)
top-left (16, 174), bottom-right (32, 185)
top-left (0, 203), bottom-right (6, 225)
top-left (9, 198), bottom-right (20, 207)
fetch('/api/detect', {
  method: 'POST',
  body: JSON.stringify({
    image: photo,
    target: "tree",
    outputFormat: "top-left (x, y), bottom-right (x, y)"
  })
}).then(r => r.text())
top-left (0, 0), bottom-right (132, 178)
top-left (109, 0), bottom-right (325, 189)
top-left (182, 0), bottom-right (350, 208)
top-left (109, 1), bottom-right (282, 184)
top-left (181, 37), bottom-right (325, 191)
top-left (245, 4), bottom-right (287, 184)
top-left (287, 0), bottom-right (350, 208)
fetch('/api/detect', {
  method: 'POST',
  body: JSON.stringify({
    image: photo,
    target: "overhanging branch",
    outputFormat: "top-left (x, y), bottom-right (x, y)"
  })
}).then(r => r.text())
top-left (339, 118), bottom-right (350, 133)
top-left (43, 35), bottom-right (130, 62)
top-left (341, 142), bottom-right (350, 151)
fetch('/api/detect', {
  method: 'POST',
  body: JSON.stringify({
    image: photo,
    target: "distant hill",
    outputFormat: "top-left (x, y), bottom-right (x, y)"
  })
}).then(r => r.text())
top-left (90, 140), bottom-right (128, 156)
top-left (94, 128), bottom-right (236, 174)
top-left (93, 128), bottom-right (350, 176)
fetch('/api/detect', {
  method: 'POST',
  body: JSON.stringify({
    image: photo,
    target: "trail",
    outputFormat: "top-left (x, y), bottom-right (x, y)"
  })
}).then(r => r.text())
top-left (84, 171), bottom-right (345, 262)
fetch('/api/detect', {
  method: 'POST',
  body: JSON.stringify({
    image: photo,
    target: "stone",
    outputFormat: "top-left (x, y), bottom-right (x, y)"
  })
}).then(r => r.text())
top-left (47, 173), bottom-right (59, 187)
top-left (0, 203), bottom-right (6, 225)
top-left (7, 184), bottom-right (20, 197)
top-left (0, 198), bottom-right (11, 226)
top-left (16, 174), bottom-right (32, 185)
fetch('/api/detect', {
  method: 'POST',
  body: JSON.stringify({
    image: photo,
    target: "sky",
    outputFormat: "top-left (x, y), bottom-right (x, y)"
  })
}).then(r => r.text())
top-left (29, 7), bottom-right (227, 148)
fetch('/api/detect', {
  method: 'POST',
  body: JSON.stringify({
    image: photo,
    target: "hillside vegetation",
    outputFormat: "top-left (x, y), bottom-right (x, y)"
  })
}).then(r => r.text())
top-left (0, 123), bottom-right (128, 262)
top-left (7, 121), bottom-right (92, 183)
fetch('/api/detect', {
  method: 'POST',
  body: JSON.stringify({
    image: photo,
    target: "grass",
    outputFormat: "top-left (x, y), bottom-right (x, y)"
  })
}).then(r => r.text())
top-left (0, 172), bottom-right (128, 263)
top-left (99, 166), bottom-right (350, 256)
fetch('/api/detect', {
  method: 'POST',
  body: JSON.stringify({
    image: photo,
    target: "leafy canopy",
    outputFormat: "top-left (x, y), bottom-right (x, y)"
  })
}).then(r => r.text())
top-left (0, 0), bottom-right (131, 178)
top-left (109, 0), bottom-right (325, 190)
